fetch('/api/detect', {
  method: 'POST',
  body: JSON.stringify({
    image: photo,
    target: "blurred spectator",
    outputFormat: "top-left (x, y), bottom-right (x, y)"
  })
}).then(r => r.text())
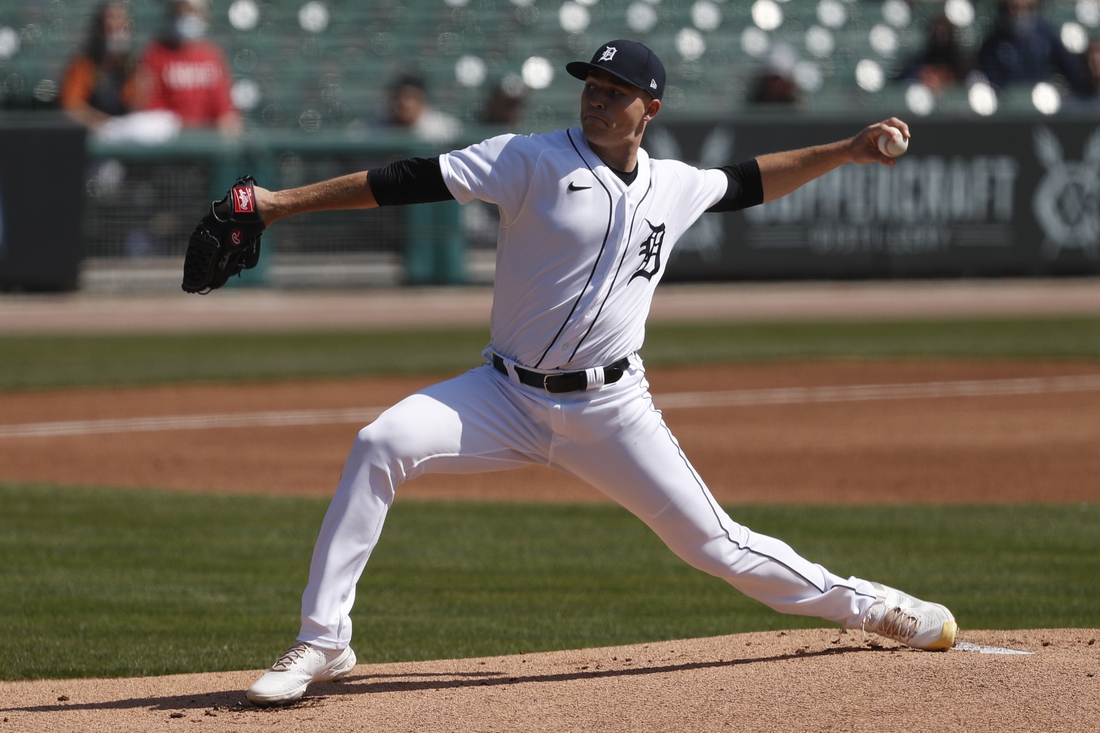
top-left (1085, 39), bottom-right (1100, 97)
top-left (1069, 38), bottom-right (1100, 110)
top-left (748, 43), bottom-right (799, 105)
top-left (383, 72), bottom-right (461, 144)
top-left (977, 0), bottom-right (1088, 94)
top-left (481, 77), bottom-right (527, 126)
top-left (900, 14), bottom-right (970, 95)
top-left (136, 0), bottom-right (240, 134)
top-left (59, 2), bottom-right (137, 129)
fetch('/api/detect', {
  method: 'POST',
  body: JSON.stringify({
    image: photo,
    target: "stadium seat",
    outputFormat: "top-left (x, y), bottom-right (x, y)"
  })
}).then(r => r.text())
top-left (0, 0), bottom-right (1077, 125)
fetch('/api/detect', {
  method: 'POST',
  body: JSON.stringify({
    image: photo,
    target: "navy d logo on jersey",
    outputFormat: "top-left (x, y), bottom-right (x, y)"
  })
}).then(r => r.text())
top-left (630, 220), bottom-right (665, 282)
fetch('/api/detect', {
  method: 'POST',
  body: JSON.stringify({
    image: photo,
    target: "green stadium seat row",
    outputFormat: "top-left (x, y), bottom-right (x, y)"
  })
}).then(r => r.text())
top-left (0, 0), bottom-right (1091, 125)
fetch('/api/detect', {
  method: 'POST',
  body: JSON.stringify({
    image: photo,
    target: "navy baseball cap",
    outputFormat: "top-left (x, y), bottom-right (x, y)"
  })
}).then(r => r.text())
top-left (566, 39), bottom-right (665, 101)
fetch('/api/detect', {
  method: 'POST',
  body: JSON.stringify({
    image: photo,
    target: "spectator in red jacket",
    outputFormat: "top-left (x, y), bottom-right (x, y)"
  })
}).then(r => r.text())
top-left (136, 0), bottom-right (240, 134)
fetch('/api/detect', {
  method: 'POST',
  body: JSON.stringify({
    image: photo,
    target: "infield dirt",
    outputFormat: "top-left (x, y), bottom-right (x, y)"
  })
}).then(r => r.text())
top-left (1, 628), bottom-right (1097, 732)
top-left (2, 359), bottom-right (1100, 504)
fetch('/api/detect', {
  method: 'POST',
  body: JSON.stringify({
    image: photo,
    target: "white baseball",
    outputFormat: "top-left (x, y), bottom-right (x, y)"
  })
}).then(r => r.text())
top-left (876, 130), bottom-right (909, 157)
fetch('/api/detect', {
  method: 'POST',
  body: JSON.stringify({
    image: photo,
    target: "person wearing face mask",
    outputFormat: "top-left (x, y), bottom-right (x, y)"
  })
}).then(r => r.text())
top-left (59, 1), bottom-right (138, 129)
top-left (135, 0), bottom-right (241, 134)
top-left (977, 0), bottom-right (1089, 95)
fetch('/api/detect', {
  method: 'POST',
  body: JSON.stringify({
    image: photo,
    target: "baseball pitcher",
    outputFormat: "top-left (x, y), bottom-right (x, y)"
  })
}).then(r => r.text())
top-left (184, 40), bottom-right (953, 706)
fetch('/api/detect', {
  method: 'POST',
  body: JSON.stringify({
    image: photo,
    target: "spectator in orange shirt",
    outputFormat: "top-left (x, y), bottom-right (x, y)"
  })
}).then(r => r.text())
top-left (136, 0), bottom-right (240, 134)
top-left (59, 1), bottom-right (137, 129)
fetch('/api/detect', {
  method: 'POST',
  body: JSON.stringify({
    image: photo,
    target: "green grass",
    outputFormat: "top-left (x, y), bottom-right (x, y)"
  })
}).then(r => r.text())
top-left (0, 328), bottom-right (491, 391)
top-left (1, 482), bottom-right (1096, 680)
top-left (2, 316), bottom-right (1100, 390)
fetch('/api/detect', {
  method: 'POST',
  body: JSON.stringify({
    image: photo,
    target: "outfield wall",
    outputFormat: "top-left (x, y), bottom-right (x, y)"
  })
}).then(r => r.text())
top-left (0, 117), bottom-right (87, 291)
top-left (658, 118), bottom-right (1100, 281)
top-left (1, 115), bottom-right (1098, 291)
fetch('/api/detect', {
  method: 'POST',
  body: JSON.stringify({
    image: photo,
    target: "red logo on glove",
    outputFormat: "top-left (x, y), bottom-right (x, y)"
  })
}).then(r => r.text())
top-left (232, 186), bottom-right (254, 213)
top-left (231, 229), bottom-right (243, 245)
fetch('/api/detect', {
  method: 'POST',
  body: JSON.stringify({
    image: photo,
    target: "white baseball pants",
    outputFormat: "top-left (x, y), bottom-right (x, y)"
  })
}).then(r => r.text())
top-left (297, 357), bottom-right (878, 649)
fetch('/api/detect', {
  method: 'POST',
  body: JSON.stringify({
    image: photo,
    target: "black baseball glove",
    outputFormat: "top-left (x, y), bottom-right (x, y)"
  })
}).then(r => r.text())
top-left (182, 175), bottom-right (266, 294)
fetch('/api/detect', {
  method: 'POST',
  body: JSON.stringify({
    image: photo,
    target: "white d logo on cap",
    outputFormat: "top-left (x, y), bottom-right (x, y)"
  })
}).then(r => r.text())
top-left (599, 46), bottom-right (617, 62)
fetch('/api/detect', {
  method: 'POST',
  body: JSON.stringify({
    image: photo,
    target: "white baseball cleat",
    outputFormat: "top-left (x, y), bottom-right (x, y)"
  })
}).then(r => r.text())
top-left (862, 582), bottom-right (958, 651)
top-left (246, 641), bottom-right (357, 706)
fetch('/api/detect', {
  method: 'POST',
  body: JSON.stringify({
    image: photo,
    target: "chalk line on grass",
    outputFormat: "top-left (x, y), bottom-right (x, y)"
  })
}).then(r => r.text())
top-left (654, 374), bottom-right (1100, 409)
top-left (0, 408), bottom-right (387, 439)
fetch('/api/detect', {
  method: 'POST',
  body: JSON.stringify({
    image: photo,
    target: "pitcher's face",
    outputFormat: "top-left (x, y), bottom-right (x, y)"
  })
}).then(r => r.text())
top-left (579, 69), bottom-right (659, 151)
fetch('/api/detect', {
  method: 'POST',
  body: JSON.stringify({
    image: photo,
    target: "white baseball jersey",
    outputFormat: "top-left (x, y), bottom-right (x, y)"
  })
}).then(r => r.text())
top-left (439, 128), bottom-right (729, 371)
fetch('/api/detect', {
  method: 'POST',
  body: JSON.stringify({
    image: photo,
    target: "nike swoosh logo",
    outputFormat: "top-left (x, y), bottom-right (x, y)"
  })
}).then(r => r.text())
top-left (568, 182), bottom-right (591, 191)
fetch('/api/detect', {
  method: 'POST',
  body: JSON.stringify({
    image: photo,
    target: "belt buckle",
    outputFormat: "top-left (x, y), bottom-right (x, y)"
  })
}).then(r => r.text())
top-left (543, 373), bottom-right (554, 391)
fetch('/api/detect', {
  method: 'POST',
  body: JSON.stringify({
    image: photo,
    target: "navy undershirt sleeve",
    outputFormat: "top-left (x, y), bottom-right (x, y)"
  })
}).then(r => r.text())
top-left (367, 156), bottom-right (456, 206)
top-left (706, 158), bottom-right (764, 213)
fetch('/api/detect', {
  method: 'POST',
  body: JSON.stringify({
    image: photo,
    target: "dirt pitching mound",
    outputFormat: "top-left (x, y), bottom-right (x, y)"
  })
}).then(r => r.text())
top-left (2, 628), bottom-right (1096, 732)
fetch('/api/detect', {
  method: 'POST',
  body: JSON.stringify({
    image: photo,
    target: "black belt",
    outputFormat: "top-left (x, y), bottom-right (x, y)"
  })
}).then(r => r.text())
top-left (492, 354), bottom-right (631, 394)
